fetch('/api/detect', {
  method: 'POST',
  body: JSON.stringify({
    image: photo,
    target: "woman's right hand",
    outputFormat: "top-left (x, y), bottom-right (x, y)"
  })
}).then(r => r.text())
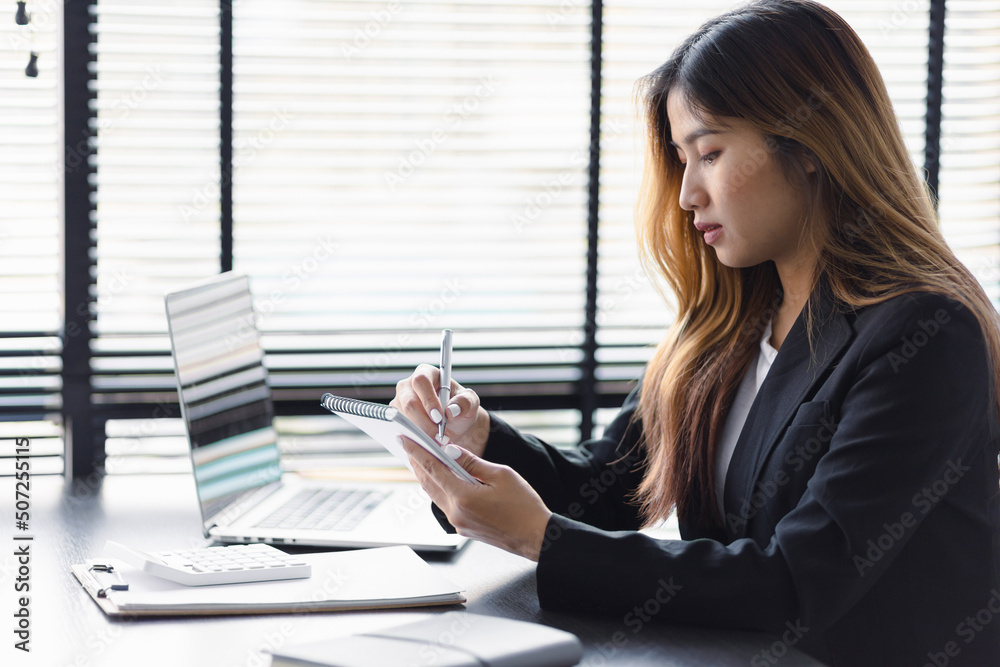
top-left (389, 364), bottom-right (491, 457)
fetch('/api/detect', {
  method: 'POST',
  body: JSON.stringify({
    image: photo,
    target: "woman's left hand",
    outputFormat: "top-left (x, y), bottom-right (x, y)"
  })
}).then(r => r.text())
top-left (399, 438), bottom-right (552, 562)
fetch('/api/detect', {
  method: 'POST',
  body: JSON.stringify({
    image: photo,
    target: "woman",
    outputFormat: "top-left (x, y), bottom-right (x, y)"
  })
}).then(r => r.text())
top-left (391, 1), bottom-right (1000, 664)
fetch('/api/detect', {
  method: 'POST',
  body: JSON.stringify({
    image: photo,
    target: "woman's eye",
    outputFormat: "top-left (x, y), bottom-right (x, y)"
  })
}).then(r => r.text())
top-left (700, 151), bottom-right (720, 164)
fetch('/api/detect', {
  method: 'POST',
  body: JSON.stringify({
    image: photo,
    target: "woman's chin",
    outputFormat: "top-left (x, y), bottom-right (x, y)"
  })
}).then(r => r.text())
top-left (710, 248), bottom-right (758, 270)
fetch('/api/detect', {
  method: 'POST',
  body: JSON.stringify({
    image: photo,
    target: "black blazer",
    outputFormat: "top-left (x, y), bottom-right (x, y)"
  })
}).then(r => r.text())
top-left (480, 286), bottom-right (1000, 666)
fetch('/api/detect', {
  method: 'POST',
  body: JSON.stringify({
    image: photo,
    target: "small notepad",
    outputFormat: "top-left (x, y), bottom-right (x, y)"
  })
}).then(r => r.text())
top-left (320, 394), bottom-right (482, 486)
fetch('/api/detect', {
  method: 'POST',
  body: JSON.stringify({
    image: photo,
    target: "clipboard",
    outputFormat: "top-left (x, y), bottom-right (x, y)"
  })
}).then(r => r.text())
top-left (71, 545), bottom-right (466, 617)
top-left (74, 562), bottom-right (138, 618)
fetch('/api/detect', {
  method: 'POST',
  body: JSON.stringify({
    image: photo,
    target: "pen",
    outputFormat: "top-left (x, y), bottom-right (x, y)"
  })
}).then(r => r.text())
top-left (438, 329), bottom-right (453, 442)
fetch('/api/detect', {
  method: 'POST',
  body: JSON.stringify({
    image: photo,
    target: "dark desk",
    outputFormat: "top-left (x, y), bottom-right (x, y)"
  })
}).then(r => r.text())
top-left (1, 474), bottom-right (823, 666)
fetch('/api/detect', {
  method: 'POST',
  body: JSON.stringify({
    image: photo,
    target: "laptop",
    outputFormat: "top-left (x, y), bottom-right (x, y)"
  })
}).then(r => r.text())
top-left (164, 272), bottom-right (466, 552)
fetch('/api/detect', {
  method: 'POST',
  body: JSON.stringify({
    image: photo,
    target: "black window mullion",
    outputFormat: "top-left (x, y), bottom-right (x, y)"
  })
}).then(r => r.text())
top-left (924, 0), bottom-right (946, 208)
top-left (221, 0), bottom-right (234, 272)
top-left (62, 0), bottom-right (100, 479)
top-left (578, 0), bottom-right (603, 441)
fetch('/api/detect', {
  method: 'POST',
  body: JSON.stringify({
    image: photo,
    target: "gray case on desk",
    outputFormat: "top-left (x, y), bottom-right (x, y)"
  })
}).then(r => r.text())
top-left (270, 611), bottom-right (583, 667)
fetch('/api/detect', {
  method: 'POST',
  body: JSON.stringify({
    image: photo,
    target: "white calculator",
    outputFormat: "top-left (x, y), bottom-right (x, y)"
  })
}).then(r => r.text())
top-left (104, 540), bottom-right (312, 586)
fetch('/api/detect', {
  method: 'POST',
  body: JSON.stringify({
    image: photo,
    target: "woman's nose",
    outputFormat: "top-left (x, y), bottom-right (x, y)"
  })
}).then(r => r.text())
top-left (678, 167), bottom-right (707, 211)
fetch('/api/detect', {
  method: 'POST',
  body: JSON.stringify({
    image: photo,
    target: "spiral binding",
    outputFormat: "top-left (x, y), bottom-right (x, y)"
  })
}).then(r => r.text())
top-left (320, 393), bottom-right (394, 421)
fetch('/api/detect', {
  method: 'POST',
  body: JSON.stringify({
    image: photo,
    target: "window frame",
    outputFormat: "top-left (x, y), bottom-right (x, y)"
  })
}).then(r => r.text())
top-left (60, 0), bottom-right (953, 478)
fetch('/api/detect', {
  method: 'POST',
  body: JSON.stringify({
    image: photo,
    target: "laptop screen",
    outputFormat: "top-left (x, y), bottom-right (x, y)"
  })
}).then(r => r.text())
top-left (165, 273), bottom-right (281, 530)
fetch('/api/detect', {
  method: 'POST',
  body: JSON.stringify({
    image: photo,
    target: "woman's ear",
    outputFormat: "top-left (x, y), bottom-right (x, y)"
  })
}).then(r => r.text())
top-left (799, 147), bottom-right (819, 174)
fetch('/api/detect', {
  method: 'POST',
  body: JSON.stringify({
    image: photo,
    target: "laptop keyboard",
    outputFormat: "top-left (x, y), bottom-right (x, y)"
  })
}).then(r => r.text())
top-left (255, 488), bottom-right (390, 532)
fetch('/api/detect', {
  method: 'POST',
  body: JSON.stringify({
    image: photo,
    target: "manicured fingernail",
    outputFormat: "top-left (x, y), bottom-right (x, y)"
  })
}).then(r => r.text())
top-left (429, 408), bottom-right (442, 424)
top-left (447, 403), bottom-right (461, 418)
top-left (444, 444), bottom-right (462, 460)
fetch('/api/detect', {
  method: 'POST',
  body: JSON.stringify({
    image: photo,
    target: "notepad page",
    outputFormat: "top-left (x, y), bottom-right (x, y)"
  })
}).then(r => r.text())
top-left (334, 411), bottom-right (419, 476)
top-left (331, 408), bottom-right (480, 485)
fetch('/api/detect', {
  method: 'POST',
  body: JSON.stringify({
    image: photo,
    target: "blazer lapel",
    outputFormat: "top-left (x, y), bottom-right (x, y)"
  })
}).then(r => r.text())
top-left (723, 282), bottom-right (853, 540)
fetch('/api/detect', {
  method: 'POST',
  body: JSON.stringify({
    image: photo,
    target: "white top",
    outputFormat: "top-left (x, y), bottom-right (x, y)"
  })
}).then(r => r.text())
top-left (715, 319), bottom-right (779, 516)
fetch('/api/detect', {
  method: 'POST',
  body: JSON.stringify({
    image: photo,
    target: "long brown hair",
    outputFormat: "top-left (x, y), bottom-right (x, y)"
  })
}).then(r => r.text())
top-left (634, 0), bottom-right (1000, 528)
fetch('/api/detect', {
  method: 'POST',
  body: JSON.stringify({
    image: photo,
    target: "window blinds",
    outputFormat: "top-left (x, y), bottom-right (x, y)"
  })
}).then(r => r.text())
top-left (231, 0), bottom-right (592, 407)
top-left (89, 0), bottom-right (221, 408)
top-left (76, 0), bottom-right (1000, 461)
top-left (0, 0), bottom-right (63, 474)
top-left (939, 0), bottom-right (1000, 306)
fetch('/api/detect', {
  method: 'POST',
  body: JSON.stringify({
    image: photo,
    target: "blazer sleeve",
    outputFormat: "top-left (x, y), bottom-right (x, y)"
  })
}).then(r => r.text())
top-left (480, 385), bottom-right (647, 532)
top-left (534, 293), bottom-right (999, 637)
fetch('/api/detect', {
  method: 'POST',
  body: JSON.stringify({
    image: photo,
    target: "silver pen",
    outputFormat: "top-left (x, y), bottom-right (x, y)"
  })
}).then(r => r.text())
top-left (438, 329), bottom-right (453, 442)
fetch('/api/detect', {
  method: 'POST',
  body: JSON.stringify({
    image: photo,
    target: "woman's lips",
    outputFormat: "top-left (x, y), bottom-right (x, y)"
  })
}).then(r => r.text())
top-left (694, 222), bottom-right (722, 245)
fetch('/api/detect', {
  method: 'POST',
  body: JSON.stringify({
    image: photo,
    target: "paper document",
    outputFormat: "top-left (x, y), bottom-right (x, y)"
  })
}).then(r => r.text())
top-left (72, 545), bottom-right (465, 616)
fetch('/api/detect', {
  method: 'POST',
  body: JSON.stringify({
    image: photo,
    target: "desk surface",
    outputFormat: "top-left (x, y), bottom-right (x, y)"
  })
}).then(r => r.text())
top-left (0, 474), bottom-right (824, 667)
